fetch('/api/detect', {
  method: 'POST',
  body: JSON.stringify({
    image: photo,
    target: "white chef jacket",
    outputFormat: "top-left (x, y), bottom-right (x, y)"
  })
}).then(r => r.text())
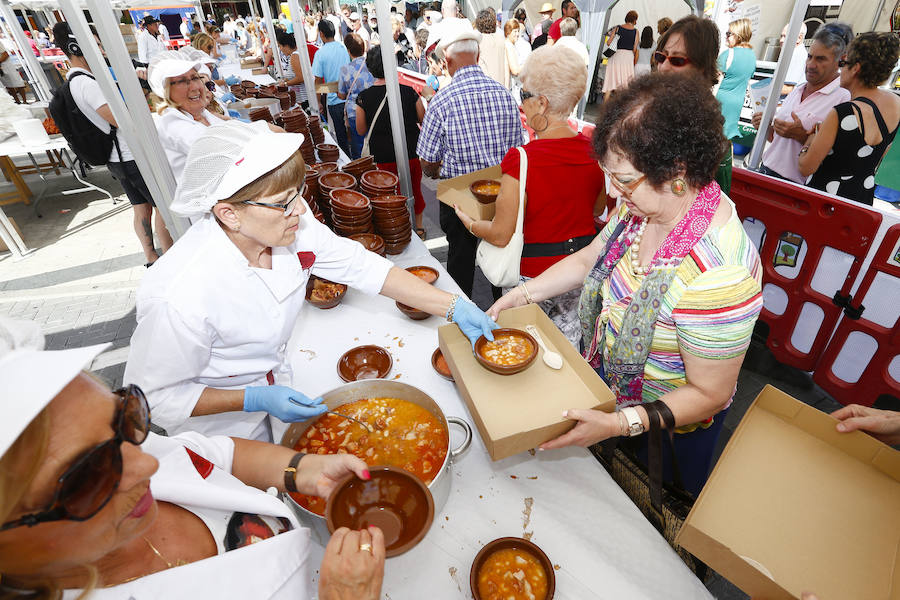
top-left (155, 107), bottom-right (229, 183)
top-left (137, 29), bottom-right (167, 64)
top-left (61, 431), bottom-right (313, 600)
top-left (124, 208), bottom-right (394, 440)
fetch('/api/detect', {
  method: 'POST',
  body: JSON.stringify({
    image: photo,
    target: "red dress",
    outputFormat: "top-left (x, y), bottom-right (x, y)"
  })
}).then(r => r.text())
top-left (500, 134), bottom-right (605, 277)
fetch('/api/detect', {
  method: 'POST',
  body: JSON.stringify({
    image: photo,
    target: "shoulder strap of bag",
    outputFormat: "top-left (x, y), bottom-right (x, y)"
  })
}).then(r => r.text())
top-left (361, 92), bottom-right (388, 157)
top-left (348, 60), bottom-right (366, 94)
top-left (513, 146), bottom-right (527, 234)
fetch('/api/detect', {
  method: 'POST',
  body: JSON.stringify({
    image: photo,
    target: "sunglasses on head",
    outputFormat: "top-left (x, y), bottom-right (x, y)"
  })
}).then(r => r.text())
top-left (654, 52), bottom-right (690, 67)
top-left (520, 89), bottom-right (537, 101)
top-left (0, 385), bottom-right (151, 532)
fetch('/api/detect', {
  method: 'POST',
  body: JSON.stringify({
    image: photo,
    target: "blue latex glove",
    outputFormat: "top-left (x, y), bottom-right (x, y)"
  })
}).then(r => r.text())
top-left (225, 75), bottom-right (241, 85)
top-left (244, 385), bottom-right (327, 422)
top-left (220, 91), bottom-right (238, 103)
top-left (452, 299), bottom-right (498, 347)
top-left (425, 74), bottom-right (439, 92)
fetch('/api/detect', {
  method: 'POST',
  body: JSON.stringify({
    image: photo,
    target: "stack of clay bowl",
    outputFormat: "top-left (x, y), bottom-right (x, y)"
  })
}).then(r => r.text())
top-left (342, 156), bottom-right (375, 180)
top-left (314, 162), bottom-right (339, 175)
top-left (307, 115), bottom-right (325, 145)
top-left (317, 172), bottom-right (357, 226)
top-left (316, 143), bottom-right (340, 163)
top-left (360, 170), bottom-right (400, 197)
top-left (371, 195), bottom-right (411, 254)
top-left (330, 189), bottom-right (373, 237)
top-left (275, 92), bottom-right (291, 111)
top-left (280, 109), bottom-right (308, 134)
top-left (349, 233), bottom-right (385, 256)
top-left (248, 107), bottom-right (273, 123)
top-left (304, 168), bottom-right (320, 201)
top-left (300, 134), bottom-right (316, 165)
top-left (302, 183), bottom-right (326, 224)
top-left (240, 81), bottom-right (256, 90)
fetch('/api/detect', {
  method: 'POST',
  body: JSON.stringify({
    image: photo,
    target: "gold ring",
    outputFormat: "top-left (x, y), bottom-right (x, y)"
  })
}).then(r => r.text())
top-left (359, 543), bottom-right (373, 553)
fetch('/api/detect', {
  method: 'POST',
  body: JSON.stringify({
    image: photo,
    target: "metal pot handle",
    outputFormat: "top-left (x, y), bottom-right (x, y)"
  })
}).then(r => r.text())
top-left (446, 416), bottom-right (472, 460)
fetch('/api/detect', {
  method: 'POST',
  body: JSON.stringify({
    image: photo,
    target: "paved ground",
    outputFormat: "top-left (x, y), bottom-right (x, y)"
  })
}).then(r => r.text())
top-left (0, 150), bottom-right (845, 600)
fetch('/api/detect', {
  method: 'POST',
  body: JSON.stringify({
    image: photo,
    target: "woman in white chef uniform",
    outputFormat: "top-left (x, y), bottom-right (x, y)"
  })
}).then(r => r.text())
top-left (149, 52), bottom-right (230, 183)
top-left (0, 317), bottom-right (385, 599)
top-left (125, 123), bottom-right (496, 442)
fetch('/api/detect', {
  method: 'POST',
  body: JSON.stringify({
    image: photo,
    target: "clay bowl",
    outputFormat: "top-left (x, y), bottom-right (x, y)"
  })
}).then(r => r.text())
top-left (396, 300), bottom-right (429, 320)
top-left (473, 328), bottom-right (538, 376)
top-left (384, 242), bottom-right (410, 255)
top-left (314, 162), bottom-right (340, 175)
top-left (377, 219), bottom-right (411, 232)
top-left (305, 276), bottom-right (348, 309)
top-left (406, 265), bottom-right (439, 284)
top-left (330, 189), bottom-right (370, 210)
top-left (334, 222), bottom-right (374, 236)
top-left (326, 466), bottom-right (434, 558)
top-left (377, 227), bottom-right (412, 240)
top-left (330, 204), bottom-right (372, 219)
top-left (470, 537), bottom-right (556, 600)
top-left (316, 142), bottom-right (339, 153)
top-left (343, 155), bottom-right (375, 169)
top-left (371, 194), bottom-right (408, 208)
top-left (469, 179), bottom-right (501, 204)
top-left (361, 169), bottom-right (399, 190)
top-left (349, 233), bottom-right (385, 255)
top-left (337, 344), bottom-right (393, 381)
top-left (431, 348), bottom-right (454, 382)
top-left (319, 172), bottom-right (356, 192)
top-left (362, 184), bottom-right (398, 197)
top-left (240, 80), bottom-right (256, 88)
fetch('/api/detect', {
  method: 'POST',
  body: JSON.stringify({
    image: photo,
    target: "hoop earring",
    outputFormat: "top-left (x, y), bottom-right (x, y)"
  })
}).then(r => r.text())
top-left (531, 113), bottom-right (549, 133)
top-left (670, 178), bottom-right (687, 196)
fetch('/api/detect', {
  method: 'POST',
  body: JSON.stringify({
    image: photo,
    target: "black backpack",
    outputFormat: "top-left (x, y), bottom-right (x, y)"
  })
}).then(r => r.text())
top-left (49, 70), bottom-right (121, 166)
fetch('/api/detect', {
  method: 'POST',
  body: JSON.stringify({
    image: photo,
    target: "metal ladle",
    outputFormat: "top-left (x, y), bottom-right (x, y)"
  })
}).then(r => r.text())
top-left (288, 397), bottom-right (374, 433)
top-left (525, 325), bottom-right (563, 370)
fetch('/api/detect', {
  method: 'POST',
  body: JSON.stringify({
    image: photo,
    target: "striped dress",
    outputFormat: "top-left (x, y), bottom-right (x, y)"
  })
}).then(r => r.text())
top-left (594, 200), bottom-right (763, 406)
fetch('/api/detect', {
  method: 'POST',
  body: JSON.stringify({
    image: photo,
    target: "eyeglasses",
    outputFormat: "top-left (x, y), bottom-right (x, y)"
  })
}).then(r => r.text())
top-left (600, 165), bottom-right (647, 199)
top-left (170, 74), bottom-right (203, 88)
top-left (654, 52), bottom-right (690, 67)
top-left (0, 385), bottom-right (150, 532)
top-left (838, 59), bottom-right (851, 67)
top-left (242, 188), bottom-right (302, 215)
top-left (725, 31), bottom-right (735, 38)
top-left (520, 89), bottom-right (537, 101)
top-left (204, 81), bottom-right (216, 92)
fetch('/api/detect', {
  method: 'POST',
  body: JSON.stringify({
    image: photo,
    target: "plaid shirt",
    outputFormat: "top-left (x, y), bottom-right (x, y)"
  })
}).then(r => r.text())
top-left (417, 65), bottom-right (524, 178)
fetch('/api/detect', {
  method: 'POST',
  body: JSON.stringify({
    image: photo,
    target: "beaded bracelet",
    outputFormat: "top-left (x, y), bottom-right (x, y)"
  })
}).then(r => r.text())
top-left (616, 411), bottom-right (628, 437)
top-left (519, 282), bottom-right (535, 304)
top-left (445, 294), bottom-right (460, 322)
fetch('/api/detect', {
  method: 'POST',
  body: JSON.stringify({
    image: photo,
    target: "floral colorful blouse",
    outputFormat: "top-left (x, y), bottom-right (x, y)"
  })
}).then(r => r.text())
top-left (592, 200), bottom-right (763, 405)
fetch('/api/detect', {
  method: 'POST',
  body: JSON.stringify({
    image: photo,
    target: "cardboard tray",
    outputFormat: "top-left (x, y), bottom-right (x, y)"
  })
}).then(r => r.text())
top-left (436, 164), bottom-right (502, 221)
top-left (438, 304), bottom-right (615, 461)
top-left (676, 385), bottom-right (900, 600)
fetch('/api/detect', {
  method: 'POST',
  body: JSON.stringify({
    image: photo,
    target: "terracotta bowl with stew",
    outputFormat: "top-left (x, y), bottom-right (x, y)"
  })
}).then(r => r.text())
top-left (470, 537), bottom-right (555, 600)
top-left (337, 345), bottom-right (393, 382)
top-left (469, 179), bottom-right (501, 204)
top-left (326, 466), bottom-right (435, 557)
top-left (305, 276), bottom-right (347, 309)
top-left (473, 328), bottom-right (538, 375)
top-left (406, 265), bottom-right (439, 284)
top-left (431, 348), bottom-right (454, 382)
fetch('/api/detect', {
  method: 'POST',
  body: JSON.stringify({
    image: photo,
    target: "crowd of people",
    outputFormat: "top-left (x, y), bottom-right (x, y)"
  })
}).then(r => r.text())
top-left (1, 4), bottom-right (900, 598)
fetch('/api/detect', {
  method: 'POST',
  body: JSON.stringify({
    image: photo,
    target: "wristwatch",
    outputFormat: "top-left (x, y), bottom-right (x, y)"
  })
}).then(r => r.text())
top-left (620, 406), bottom-right (645, 437)
top-left (283, 452), bottom-right (306, 493)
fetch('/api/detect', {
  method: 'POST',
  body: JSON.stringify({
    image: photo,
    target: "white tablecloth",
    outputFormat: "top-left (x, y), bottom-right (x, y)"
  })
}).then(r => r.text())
top-left (285, 236), bottom-right (712, 599)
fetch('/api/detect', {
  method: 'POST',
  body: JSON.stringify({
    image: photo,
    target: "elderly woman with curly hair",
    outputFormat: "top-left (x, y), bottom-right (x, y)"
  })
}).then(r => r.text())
top-left (454, 45), bottom-right (606, 347)
top-left (799, 32), bottom-right (900, 205)
top-left (489, 72), bottom-right (763, 496)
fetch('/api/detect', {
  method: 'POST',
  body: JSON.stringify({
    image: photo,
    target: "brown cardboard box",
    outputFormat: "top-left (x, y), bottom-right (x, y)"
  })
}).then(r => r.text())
top-left (437, 164), bottom-right (502, 221)
top-left (438, 304), bottom-right (615, 460)
top-left (676, 385), bottom-right (900, 600)
top-left (251, 67), bottom-right (268, 75)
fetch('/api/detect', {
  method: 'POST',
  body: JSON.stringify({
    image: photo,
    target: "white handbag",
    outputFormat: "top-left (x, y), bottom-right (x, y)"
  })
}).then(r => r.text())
top-left (476, 147), bottom-right (527, 288)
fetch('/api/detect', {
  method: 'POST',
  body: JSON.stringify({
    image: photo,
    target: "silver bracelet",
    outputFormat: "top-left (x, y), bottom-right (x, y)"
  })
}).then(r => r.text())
top-left (445, 294), bottom-right (460, 322)
top-left (519, 282), bottom-right (535, 304)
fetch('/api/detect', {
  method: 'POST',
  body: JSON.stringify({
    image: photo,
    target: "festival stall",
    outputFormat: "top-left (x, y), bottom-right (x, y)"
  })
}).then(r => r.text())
top-left (126, 3), bottom-right (198, 39)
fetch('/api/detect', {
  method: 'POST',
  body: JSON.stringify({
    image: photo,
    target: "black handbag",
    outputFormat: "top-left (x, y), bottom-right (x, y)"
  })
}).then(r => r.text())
top-left (602, 28), bottom-right (618, 58)
top-left (591, 402), bottom-right (710, 580)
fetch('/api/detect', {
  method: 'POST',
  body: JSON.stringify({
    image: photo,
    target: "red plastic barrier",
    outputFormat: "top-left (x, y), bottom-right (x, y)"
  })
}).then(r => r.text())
top-left (730, 168), bottom-right (883, 371)
top-left (397, 70), bottom-right (426, 95)
top-left (813, 224), bottom-right (900, 406)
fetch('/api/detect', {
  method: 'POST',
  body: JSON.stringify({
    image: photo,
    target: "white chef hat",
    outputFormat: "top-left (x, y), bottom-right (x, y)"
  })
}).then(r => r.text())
top-left (0, 318), bottom-right (108, 458)
top-left (170, 121), bottom-right (305, 217)
top-left (147, 50), bottom-right (202, 99)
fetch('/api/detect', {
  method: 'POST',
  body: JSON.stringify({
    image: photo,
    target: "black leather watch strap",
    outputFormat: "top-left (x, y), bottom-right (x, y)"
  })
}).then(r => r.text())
top-left (284, 452), bottom-right (306, 493)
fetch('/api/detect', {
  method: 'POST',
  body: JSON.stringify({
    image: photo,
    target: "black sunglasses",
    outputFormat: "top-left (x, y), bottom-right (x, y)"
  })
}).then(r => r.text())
top-left (204, 81), bottom-right (216, 92)
top-left (520, 89), bottom-right (537, 101)
top-left (0, 385), bottom-right (150, 532)
top-left (654, 52), bottom-right (690, 67)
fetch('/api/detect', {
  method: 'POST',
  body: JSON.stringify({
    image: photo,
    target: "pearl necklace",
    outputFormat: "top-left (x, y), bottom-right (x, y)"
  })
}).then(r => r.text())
top-left (630, 218), bottom-right (651, 276)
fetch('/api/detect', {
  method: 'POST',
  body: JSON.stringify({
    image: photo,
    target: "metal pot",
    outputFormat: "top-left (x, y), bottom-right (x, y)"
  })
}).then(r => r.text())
top-left (279, 380), bottom-right (472, 542)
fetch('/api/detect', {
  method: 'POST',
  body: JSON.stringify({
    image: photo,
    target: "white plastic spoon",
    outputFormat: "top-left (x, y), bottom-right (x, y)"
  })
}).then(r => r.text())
top-left (525, 325), bottom-right (563, 370)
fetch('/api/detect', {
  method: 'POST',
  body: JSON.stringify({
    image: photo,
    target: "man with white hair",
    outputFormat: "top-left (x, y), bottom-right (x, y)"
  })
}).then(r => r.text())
top-left (781, 22), bottom-right (809, 85)
top-left (349, 12), bottom-right (370, 49)
top-left (417, 24), bottom-right (524, 298)
top-left (554, 17), bottom-right (588, 66)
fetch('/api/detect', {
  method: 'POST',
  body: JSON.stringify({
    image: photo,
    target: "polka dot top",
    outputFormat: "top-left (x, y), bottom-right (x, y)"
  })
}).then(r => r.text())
top-left (808, 98), bottom-right (898, 205)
